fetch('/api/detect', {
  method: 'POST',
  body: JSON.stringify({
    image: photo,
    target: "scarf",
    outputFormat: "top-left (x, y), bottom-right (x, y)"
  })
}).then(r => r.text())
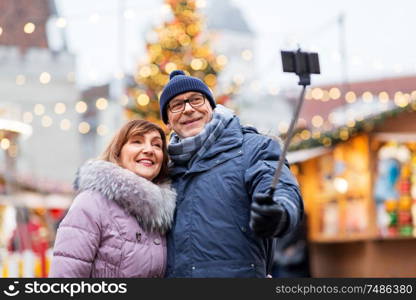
top-left (168, 105), bottom-right (234, 166)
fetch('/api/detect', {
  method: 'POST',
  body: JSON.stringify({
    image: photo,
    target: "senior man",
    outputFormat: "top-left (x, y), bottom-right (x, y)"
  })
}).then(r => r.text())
top-left (160, 70), bottom-right (303, 278)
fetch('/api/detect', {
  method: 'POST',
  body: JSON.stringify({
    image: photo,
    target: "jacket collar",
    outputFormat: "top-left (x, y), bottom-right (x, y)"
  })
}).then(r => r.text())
top-left (169, 117), bottom-right (243, 176)
top-left (74, 160), bottom-right (176, 234)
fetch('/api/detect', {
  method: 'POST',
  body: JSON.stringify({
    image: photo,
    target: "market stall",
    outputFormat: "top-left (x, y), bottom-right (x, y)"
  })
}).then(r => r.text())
top-left (0, 116), bottom-right (73, 277)
top-left (290, 107), bottom-right (416, 277)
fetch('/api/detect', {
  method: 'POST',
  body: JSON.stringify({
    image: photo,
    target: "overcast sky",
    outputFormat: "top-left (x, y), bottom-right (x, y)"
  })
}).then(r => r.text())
top-left (55, 0), bottom-right (416, 90)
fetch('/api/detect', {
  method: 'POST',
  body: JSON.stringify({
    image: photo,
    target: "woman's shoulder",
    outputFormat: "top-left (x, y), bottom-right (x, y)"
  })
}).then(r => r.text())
top-left (73, 189), bottom-right (108, 206)
top-left (67, 190), bottom-right (111, 221)
top-left (58, 190), bottom-right (111, 234)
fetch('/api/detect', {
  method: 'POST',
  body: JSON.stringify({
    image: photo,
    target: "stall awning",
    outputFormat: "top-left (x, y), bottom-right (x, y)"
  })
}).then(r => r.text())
top-left (0, 192), bottom-right (72, 209)
top-left (0, 118), bottom-right (32, 136)
top-left (287, 147), bottom-right (332, 164)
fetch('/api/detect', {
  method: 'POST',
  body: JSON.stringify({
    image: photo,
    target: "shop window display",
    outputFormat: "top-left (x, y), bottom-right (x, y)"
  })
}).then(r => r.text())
top-left (374, 142), bottom-right (416, 238)
top-left (316, 136), bottom-right (371, 239)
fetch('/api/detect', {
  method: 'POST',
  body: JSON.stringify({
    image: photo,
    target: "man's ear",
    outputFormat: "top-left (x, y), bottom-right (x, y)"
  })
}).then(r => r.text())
top-left (166, 122), bottom-right (172, 131)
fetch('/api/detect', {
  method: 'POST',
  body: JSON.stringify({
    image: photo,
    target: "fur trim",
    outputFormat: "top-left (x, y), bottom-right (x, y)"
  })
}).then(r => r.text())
top-left (74, 160), bottom-right (176, 234)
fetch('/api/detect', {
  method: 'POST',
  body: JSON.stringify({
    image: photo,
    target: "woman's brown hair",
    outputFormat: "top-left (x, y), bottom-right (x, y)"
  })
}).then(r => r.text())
top-left (100, 120), bottom-right (169, 184)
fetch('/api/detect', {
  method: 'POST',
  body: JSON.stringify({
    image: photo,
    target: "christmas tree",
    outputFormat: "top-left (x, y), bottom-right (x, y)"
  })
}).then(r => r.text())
top-left (125, 0), bottom-right (231, 129)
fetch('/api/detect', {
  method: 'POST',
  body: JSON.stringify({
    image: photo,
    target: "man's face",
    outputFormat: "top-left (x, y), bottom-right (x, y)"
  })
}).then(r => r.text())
top-left (167, 91), bottom-right (213, 138)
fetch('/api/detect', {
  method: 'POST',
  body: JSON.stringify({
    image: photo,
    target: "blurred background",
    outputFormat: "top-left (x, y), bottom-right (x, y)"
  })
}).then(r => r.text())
top-left (1, 0), bottom-right (416, 277)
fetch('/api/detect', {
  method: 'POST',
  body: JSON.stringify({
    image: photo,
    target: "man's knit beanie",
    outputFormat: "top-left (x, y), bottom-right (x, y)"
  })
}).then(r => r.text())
top-left (159, 70), bottom-right (216, 124)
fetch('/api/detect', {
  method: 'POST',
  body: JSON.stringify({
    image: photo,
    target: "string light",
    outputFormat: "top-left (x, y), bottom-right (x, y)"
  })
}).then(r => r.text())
top-left (165, 62), bottom-right (177, 74)
top-left (312, 131), bottom-right (321, 139)
top-left (186, 24), bottom-right (199, 36)
top-left (362, 91), bottom-right (373, 103)
top-left (41, 116), bottom-right (53, 127)
top-left (0, 138), bottom-right (10, 150)
top-left (39, 72), bottom-right (51, 84)
top-left (137, 94), bottom-right (150, 106)
top-left (311, 115), bottom-right (324, 128)
top-left (334, 177), bottom-right (348, 193)
top-left (300, 130), bottom-right (311, 140)
top-left (75, 101), bottom-right (88, 113)
top-left (312, 88), bottom-right (323, 100)
top-left (24, 22), bottom-right (36, 34)
top-left (378, 91), bottom-right (389, 103)
top-left (178, 34), bottom-right (191, 46)
top-left (34, 104), bottom-right (45, 116)
top-left (0, 26), bottom-right (3, 36)
top-left (321, 90), bottom-right (330, 102)
top-left (78, 122), bottom-right (90, 134)
top-left (329, 87), bottom-right (341, 100)
top-left (139, 66), bottom-right (151, 77)
top-left (394, 91), bottom-right (409, 107)
top-left (60, 119), bottom-right (71, 131)
top-left (150, 64), bottom-right (159, 76)
top-left (322, 137), bottom-right (332, 147)
top-left (54, 102), bottom-right (66, 114)
top-left (340, 128), bottom-right (349, 141)
top-left (191, 58), bottom-right (204, 70)
top-left (345, 91), bottom-right (357, 103)
top-left (96, 98), bottom-right (108, 110)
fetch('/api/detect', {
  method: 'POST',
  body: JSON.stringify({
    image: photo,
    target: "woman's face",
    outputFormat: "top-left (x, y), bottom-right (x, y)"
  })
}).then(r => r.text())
top-left (119, 130), bottom-right (164, 181)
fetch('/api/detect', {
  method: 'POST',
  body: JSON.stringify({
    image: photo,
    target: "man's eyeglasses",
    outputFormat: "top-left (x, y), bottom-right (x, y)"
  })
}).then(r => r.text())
top-left (168, 94), bottom-right (206, 113)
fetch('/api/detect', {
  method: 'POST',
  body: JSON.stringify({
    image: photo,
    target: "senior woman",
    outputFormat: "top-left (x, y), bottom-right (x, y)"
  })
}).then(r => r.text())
top-left (49, 120), bottom-right (176, 278)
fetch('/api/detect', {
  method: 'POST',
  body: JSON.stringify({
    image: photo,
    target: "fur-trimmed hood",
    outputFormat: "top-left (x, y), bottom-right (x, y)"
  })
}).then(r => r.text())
top-left (74, 160), bottom-right (176, 234)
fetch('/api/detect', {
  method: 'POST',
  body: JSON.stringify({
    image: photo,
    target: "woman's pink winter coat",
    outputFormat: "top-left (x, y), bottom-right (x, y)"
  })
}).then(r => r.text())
top-left (49, 160), bottom-right (176, 278)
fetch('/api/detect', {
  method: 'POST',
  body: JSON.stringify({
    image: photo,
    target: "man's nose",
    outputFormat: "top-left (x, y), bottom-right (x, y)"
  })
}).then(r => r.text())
top-left (183, 101), bottom-right (195, 113)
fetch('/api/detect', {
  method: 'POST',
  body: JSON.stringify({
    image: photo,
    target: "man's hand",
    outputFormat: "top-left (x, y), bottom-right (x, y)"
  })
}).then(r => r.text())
top-left (249, 192), bottom-right (288, 238)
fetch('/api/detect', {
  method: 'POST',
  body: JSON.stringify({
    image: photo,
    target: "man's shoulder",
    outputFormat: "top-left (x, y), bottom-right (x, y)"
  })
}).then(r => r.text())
top-left (241, 125), bottom-right (283, 152)
top-left (241, 125), bottom-right (259, 135)
top-left (241, 125), bottom-right (275, 143)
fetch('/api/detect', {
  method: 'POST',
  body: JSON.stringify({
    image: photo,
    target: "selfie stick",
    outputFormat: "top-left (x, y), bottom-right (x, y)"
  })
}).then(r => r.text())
top-left (268, 49), bottom-right (320, 199)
